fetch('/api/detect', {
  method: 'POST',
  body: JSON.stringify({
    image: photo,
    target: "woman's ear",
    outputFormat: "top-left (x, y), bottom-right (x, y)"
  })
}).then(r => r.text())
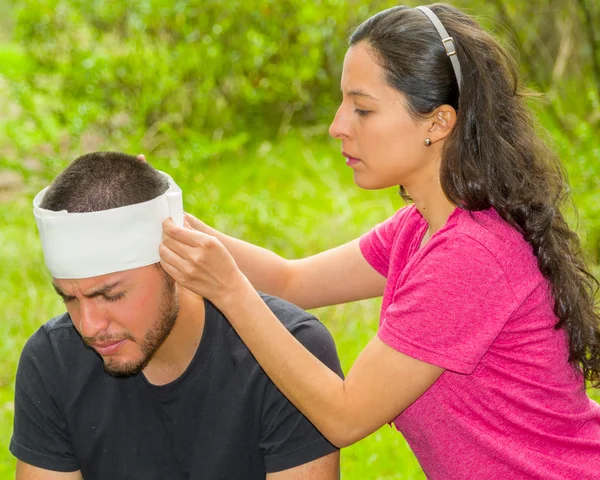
top-left (427, 105), bottom-right (457, 144)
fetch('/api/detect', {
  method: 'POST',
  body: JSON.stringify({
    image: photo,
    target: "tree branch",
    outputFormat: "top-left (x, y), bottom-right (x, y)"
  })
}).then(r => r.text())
top-left (492, 0), bottom-right (576, 143)
top-left (576, 0), bottom-right (600, 103)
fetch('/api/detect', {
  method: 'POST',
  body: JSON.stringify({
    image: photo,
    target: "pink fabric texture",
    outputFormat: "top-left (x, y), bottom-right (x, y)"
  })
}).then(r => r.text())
top-left (360, 205), bottom-right (600, 479)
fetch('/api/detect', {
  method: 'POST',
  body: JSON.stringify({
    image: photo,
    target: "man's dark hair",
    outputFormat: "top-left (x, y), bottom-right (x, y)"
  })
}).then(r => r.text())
top-left (40, 152), bottom-right (169, 212)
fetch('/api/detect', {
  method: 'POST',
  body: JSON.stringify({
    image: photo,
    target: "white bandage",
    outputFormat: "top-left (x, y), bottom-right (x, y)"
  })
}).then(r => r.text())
top-left (33, 171), bottom-right (184, 279)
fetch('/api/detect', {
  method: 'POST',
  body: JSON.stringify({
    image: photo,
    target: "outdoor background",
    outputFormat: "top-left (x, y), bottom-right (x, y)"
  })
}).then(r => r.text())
top-left (0, 0), bottom-right (598, 478)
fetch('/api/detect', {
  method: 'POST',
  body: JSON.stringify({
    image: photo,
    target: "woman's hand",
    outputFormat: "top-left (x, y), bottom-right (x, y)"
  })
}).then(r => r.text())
top-left (182, 212), bottom-right (210, 235)
top-left (160, 217), bottom-right (249, 306)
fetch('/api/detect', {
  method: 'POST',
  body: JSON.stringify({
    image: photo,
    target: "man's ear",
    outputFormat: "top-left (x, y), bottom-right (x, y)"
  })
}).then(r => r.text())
top-left (427, 105), bottom-right (457, 144)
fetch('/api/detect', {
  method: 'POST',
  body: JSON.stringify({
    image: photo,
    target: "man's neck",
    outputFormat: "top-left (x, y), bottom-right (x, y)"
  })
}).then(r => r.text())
top-left (143, 287), bottom-right (206, 386)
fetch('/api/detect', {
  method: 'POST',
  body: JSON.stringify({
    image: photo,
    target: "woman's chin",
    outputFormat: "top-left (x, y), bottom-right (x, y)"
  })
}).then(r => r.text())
top-left (353, 172), bottom-right (394, 191)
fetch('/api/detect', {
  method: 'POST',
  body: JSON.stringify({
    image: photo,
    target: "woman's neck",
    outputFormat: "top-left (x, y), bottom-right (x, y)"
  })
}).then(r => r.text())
top-left (406, 175), bottom-right (456, 235)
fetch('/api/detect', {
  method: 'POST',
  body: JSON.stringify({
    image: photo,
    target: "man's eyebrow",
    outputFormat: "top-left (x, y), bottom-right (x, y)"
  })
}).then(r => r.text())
top-left (343, 89), bottom-right (380, 101)
top-left (52, 281), bottom-right (122, 299)
top-left (52, 284), bottom-right (70, 299)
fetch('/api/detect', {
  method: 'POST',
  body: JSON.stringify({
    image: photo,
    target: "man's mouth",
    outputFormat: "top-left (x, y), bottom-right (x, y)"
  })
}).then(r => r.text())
top-left (90, 339), bottom-right (126, 355)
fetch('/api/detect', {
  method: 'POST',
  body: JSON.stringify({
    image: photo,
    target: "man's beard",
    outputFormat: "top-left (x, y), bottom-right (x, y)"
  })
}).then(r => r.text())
top-left (87, 273), bottom-right (180, 378)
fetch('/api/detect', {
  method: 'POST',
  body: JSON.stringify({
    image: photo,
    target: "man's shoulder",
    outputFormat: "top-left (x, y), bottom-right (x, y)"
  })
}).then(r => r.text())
top-left (259, 293), bottom-right (342, 375)
top-left (45, 311), bottom-right (77, 334)
top-left (25, 312), bottom-right (76, 350)
top-left (213, 293), bottom-right (322, 356)
top-left (258, 292), bottom-right (318, 330)
top-left (212, 293), bottom-right (342, 375)
top-left (20, 312), bottom-right (96, 375)
top-left (257, 293), bottom-right (338, 349)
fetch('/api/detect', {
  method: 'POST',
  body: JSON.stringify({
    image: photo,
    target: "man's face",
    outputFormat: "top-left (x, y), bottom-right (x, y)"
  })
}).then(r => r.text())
top-left (52, 265), bottom-right (179, 377)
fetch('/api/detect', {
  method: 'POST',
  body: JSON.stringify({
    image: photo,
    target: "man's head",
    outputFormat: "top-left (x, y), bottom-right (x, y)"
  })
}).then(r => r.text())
top-left (38, 152), bottom-right (181, 377)
top-left (40, 151), bottom-right (169, 212)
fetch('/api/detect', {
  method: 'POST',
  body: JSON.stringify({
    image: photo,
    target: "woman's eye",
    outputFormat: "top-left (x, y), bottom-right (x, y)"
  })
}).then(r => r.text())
top-left (355, 108), bottom-right (371, 117)
top-left (104, 293), bottom-right (126, 303)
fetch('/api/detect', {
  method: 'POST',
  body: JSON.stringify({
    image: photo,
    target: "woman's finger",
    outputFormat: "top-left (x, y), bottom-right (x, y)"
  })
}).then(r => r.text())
top-left (158, 242), bottom-right (187, 272)
top-left (159, 257), bottom-right (186, 285)
top-left (163, 218), bottom-right (208, 248)
top-left (161, 232), bottom-right (194, 261)
top-left (184, 212), bottom-right (205, 231)
top-left (159, 243), bottom-right (206, 291)
top-left (160, 237), bottom-right (217, 282)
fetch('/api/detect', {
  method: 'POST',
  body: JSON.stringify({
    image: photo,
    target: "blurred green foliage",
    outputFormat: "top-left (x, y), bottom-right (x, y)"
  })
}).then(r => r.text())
top-left (2, 0), bottom-right (598, 260)
top-left (6, 0), bottom-right (368, 170)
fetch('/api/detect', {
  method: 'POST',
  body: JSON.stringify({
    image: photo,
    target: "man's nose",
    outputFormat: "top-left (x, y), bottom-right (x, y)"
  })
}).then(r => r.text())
top-left (76, 300), bottom-right (110, 340)
top-left (329, 105), bottom-right (351, 139)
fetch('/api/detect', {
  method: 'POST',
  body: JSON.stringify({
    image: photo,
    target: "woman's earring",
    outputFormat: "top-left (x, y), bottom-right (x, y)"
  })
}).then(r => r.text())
top-left (424, 138), bottom-right (432, 146)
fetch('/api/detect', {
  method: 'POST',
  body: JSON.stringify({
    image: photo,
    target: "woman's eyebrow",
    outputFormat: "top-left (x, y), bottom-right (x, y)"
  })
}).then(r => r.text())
top-left (342, 88), bottom-right (380, 101)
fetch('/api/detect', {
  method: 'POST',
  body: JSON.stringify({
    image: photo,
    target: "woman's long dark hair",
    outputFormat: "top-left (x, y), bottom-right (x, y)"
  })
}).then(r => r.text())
top-left (351, 3), bottom-right (600, 386)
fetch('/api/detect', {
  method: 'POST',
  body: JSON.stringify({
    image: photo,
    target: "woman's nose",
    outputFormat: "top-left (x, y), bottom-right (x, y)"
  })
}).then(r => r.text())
top-left (329, 105), bottom-right (351, 139)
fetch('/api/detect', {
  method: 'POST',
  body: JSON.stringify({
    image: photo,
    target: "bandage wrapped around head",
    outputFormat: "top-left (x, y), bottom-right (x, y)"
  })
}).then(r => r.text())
top-left (33, 171), bottom-right (184, 279)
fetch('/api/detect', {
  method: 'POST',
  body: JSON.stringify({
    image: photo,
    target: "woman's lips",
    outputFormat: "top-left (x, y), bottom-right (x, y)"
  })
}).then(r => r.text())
top-left (91, 339), bottom-right (126, 355)
top-left (342, 152), bottom-right (361, 166)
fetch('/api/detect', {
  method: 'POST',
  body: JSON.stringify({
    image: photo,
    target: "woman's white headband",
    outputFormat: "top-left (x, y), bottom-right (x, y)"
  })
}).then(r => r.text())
top-left (416, 6), bottom-right (462, 92)
top-left (33, 171), bottom-right (184, 279)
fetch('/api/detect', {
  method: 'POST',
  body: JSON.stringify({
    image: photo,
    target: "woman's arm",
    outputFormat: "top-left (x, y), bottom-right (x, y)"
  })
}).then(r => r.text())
top-left (184, 214), bottom-right (386, 309)
top-left (160, 221), bottom-right (443, 446)
top-left (221, 282), bottom-right (443, 447)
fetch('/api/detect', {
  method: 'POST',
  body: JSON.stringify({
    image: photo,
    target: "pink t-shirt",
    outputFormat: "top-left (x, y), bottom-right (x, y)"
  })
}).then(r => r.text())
top-left (360, 205), bottom-right (600, 479)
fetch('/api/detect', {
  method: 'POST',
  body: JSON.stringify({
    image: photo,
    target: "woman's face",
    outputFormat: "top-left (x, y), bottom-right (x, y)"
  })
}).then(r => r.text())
top-left (329, 42), bottom-right (436, 190)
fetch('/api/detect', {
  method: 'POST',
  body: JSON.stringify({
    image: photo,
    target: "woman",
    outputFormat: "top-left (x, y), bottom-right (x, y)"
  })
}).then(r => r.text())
top-left (159, 4), bottom-right (600, 479)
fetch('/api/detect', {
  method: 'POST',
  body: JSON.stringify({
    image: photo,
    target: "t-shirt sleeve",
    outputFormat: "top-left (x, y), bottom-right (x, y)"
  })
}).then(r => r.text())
top-left (259, 317), bottom-right (343, 473)
top-left (359, 206), bottom-right (412, 278)
top-left (378, 234), bottom-right (519, 374)
top-left (10, 328), bottom-right (79, 472)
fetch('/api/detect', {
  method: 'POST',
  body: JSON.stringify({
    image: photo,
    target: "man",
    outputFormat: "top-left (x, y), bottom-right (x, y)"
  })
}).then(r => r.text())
top-left (10, 152), bottom-right (342, 480)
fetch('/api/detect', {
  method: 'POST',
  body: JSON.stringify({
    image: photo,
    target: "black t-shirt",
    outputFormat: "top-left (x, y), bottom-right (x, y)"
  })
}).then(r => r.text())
top-left (10, 294), bottom-right (343, 479)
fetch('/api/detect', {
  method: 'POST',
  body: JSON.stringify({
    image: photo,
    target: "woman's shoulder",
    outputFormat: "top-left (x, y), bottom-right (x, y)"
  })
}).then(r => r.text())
top-left (447, 208), bottom-right (533, 260)
top-left (385, 204), bottom-right (425, 236)
top-left (437, 207), bottom-right (544, 299)
top-left (362, 204), bottom-right (424, 247)
top-left (382, 203), bottom-right (422, 227)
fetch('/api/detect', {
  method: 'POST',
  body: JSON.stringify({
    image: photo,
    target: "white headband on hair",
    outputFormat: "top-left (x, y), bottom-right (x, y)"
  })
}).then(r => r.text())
top-left (33, 171), bottom-right (184, 279)
top-left (416, 6), bottom-right (462, 92)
